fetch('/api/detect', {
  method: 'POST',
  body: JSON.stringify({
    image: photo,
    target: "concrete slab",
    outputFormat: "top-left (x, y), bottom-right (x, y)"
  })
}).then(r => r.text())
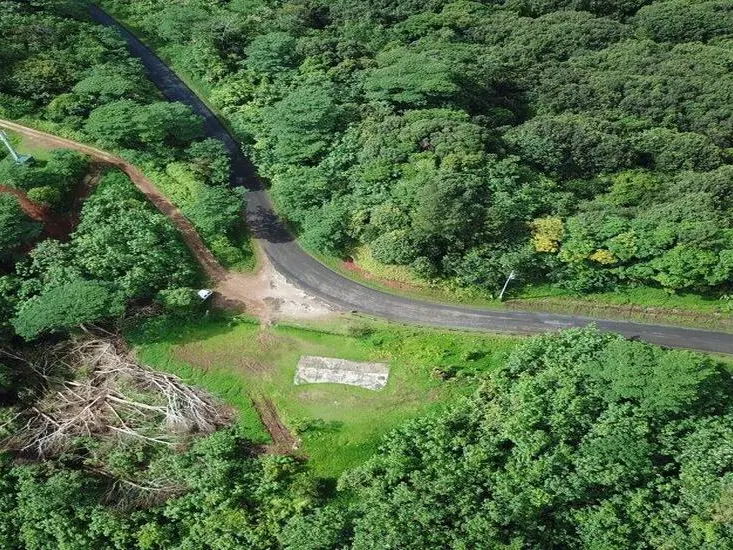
top-left (294, 356), bottom-right (390, 390)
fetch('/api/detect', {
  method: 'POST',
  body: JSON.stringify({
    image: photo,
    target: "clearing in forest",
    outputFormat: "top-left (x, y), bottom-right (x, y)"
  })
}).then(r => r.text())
top-left (127, 315), bottom-right (519, 477)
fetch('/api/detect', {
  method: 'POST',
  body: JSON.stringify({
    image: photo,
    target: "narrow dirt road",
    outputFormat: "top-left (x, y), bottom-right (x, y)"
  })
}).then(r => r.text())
top-left (0, 121), bottom-right (225, 278)
top-left (0, 120), bottom-right (325, 450)
top-left (0, 119), bottom-right (332, 323)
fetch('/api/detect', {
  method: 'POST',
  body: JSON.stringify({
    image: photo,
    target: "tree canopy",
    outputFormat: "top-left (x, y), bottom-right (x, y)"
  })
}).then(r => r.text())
top-left (101, 0), bottom-right (733, 298)
top-left (0, 194), bottom-right (41, 259)
top-left (12, 280), bottom-right (125, 339)
top-left (287, 328), bottom-right (733, 549)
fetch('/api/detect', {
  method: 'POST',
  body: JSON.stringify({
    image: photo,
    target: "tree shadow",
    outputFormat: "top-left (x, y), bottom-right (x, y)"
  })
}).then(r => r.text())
top-left (246, 204), bottom-right (293, 244)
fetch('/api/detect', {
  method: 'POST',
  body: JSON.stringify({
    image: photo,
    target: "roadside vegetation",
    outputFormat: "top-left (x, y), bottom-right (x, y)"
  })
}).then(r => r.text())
top-left (0, 156), bottom-right (731, 547)
top-left (102, 0), bottom-right (733, 311)
top-left (2, 165), bottom-right (199, 341)
top-left (316, 248), bottom-right (733, 330)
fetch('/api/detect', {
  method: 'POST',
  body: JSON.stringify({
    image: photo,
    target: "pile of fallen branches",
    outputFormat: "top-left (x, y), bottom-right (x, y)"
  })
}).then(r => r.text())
top-left (2, 338), bottom-right (232, 458)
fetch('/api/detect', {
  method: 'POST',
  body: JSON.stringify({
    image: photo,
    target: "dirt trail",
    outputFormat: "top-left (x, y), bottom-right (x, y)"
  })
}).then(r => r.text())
top-left (0, 119), bottom-right (333, 323)
top-left (0, 164), bottom-right (102, 242)
top-left (251, 395), bottom-right (299, 453)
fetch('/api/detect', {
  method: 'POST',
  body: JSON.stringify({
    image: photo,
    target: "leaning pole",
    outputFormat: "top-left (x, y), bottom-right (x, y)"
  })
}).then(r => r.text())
top-left (0, 130), bottom-right (32, 164)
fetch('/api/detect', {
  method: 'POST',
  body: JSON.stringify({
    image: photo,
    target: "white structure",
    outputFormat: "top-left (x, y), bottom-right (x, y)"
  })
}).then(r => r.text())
top-left (197, 289), bottom-right (214, 300)
top-left (295, 356), bottom-right (390, 390)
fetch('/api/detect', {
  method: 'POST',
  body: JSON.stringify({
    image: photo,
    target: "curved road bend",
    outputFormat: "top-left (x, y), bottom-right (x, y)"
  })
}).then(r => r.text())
top-left (88, 5), bottom-right (732, 354)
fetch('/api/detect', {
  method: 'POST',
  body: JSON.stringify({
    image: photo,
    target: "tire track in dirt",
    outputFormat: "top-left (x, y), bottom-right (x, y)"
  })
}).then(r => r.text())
top-left (251, 395), bottom-right (299, 453)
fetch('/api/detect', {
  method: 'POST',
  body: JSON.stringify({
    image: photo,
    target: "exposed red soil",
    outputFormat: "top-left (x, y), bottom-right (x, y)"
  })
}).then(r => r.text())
top-left (0, 184), bottom-right (72, 241)
top-left (1, 120), bottom-right (329, 456)
top-left (0, 120), bottom-right (336, 326)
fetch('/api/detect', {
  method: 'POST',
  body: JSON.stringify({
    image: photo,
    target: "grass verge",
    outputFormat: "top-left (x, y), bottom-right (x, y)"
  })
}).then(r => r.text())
top-left (310, 246), bottom-right (732, 331)
top-left (125, 314), bottom-right (520, 479)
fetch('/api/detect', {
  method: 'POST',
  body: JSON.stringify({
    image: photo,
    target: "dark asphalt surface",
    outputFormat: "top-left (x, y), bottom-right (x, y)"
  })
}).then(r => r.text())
top-left (89, 6), bottom-right (733, 354)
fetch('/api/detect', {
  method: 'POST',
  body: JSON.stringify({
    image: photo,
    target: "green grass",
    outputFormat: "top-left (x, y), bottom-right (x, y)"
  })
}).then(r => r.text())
top-left (3, 130), bottom-right (55, 162)
top-left (518, 283), bottom-right (730, 314)
top-left (513, 284), bottom-right (733, 331)
top-left (125, 314), bottom-right (519, 478)
top-left (126, 316), bottom-right (270, 444)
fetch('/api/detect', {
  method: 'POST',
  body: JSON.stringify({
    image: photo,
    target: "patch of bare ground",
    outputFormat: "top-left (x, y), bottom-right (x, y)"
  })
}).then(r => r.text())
top-left (251, 395), bottom-right (299, 454)
top-left (214, 259), bottom-right (335, 324)
top-left (173, 343), bottom-right (270, 376)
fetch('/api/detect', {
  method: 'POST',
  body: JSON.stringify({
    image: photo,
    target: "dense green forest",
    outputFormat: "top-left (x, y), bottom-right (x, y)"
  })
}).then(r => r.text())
top-left (102, 0), bottom-right (733, 296)
top-left (0, 2), bottom-right (732, 549)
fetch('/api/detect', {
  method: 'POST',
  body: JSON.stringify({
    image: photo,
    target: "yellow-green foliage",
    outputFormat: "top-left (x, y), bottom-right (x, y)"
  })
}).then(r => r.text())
top-left (353, 245), bottom-right (419, 284)
top-left (589, 249), bottom-right (618, 265)
top-left (530, 216), bottom-right (564, 253)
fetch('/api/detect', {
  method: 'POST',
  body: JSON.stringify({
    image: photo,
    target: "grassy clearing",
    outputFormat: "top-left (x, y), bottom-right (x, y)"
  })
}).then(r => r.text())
top-left (125, 314), bottom-right (519, 478)
top-left (126, 316), bottom-right (270, 444)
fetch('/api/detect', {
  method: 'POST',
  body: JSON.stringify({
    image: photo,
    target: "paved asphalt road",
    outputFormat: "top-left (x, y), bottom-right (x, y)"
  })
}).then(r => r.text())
top-left (88, 6), bottom-right (733, 354)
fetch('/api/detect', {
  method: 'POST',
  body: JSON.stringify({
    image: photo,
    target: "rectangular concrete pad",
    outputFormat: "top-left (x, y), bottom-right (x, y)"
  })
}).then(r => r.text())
top-left (294, 356), bottom-right (390, 390)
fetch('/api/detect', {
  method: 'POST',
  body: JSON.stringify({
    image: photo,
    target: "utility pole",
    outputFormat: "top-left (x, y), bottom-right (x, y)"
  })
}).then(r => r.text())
top-left (0, 131), bottom-right (32, 165)
top-left (498, 270), bottom-right (516, 301)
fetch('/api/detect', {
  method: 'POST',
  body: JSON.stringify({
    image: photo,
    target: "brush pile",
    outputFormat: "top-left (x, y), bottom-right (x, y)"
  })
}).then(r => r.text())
top-left (2, 338), bottom-right (231, 458)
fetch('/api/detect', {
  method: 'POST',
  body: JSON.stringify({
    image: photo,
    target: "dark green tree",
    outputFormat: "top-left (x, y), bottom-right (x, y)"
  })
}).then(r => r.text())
top-left (12, 279), bottom-right (125, 340)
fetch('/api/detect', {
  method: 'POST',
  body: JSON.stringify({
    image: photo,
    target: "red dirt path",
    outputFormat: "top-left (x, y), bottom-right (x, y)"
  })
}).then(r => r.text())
top-left (0, 184), bottom-right (71, 241)
top-left (0, 120), bottom-right (227, 282)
